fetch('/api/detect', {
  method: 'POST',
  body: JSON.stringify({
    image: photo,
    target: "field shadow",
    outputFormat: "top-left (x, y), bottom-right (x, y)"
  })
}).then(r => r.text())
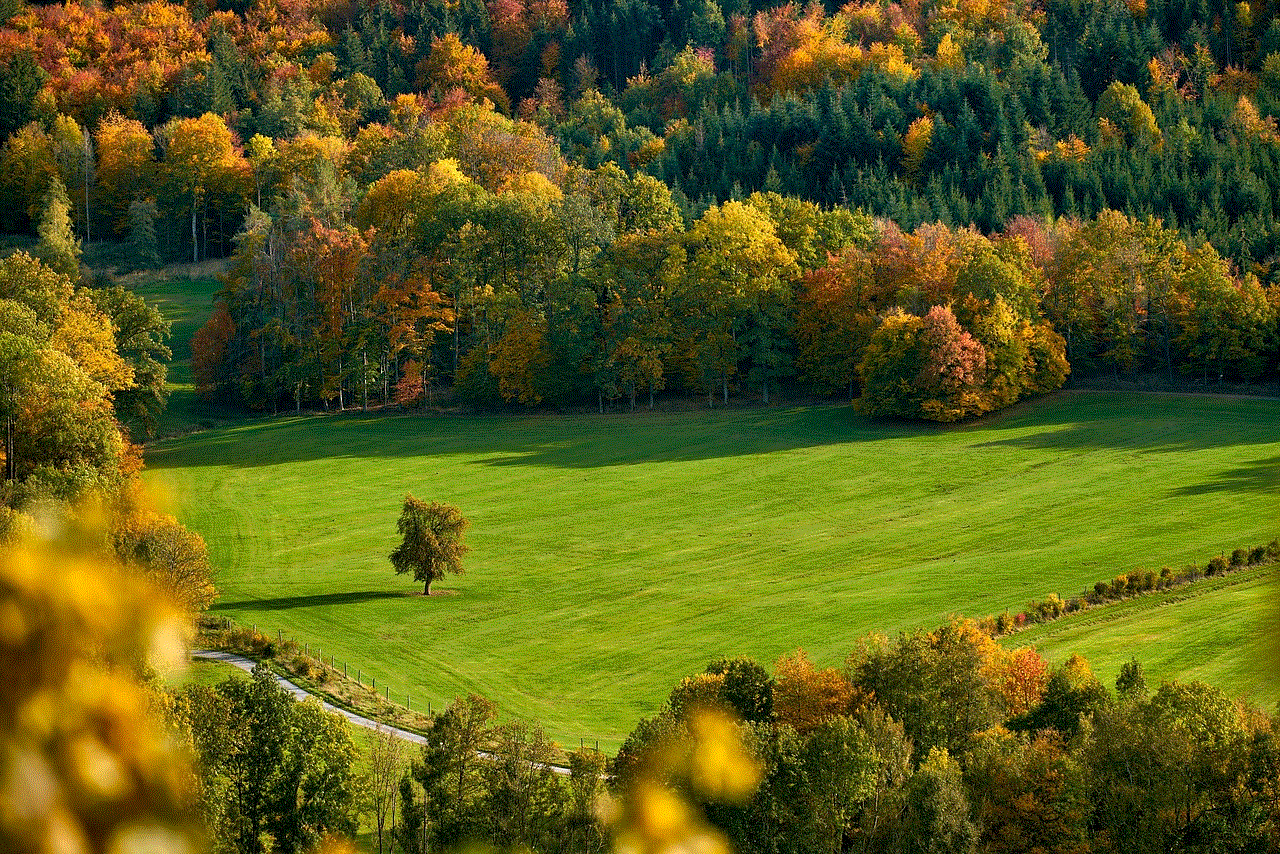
top-left (145, 391), bottom-right (1280, 470)
top-left (215, 591), bottom-right (405, 612)
top-left (1168, 456), bottom-right (1280, 496)
top-left (973, 395), bottom-right (1280, 455)
top-left (147, 403), bottom-right (934, 469)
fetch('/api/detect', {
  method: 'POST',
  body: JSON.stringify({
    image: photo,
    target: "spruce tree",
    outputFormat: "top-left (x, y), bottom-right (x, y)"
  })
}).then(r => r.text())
top-left (35, 177), bottom-right (81, 282)
top-left (127, 198), bottom-right (161, 270)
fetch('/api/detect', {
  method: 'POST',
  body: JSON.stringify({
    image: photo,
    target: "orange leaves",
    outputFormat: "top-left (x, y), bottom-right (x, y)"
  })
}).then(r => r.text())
top-left (162, 113), bottom-right (247, 197)
top-left (191, 303), bottom-right (234, 399)
top-left (794, 248), bottom-right (883, 395)
top-left (754, 4), bottom-right (863, 98)
top-left (377, 266), bottom-right (454, 359)
top-left (439, 104), bottom-right (565, 192)
top-left (488, 306), bottom-right (550, 404)
top-left (94, 113), bottom-right (155, 235)
top-left (996, 648), bottom-right (1050, 717)
top-left (416, 33), bottom-right (508, 109)
top-left (291, 222), bottom-right (372, 340)
top-left (900, 114), bottom-right (934, 183)
top-left (0, 0), bottom-right (209, 122)
top-left (774, 649), bottom-right (856, 734)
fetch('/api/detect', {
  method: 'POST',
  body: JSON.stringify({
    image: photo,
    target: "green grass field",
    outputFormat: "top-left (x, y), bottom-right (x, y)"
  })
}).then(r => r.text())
top-left (144, 388), bottom-right (1280, 748)
top-left (124, 267), bottom-right (243, 438)
top-left (1014, 562), bottom-right (1280, 708)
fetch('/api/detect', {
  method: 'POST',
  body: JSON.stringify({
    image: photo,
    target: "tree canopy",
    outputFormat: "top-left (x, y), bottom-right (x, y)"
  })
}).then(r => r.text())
top-left (389, 495), bottom-right (470, 595)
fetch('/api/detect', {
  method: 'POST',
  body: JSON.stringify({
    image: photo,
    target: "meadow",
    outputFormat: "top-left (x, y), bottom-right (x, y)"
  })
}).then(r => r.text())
top-left (145, 389), bottom-right (1280, 748)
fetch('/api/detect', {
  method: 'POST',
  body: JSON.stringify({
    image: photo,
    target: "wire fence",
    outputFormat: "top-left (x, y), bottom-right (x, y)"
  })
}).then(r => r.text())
top-left (196, 613), bottom-right (606, 754)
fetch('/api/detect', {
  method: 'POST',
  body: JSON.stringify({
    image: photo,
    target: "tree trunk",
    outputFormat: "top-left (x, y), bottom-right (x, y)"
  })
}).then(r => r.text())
top-left (762, 376), bottom-right (769, 404)
top-left (423, 577), bottom-right (431, 596)
top-left (191, 197), bottom-right (199, 263)
top-left (5, 416), bottom-right (13, 482)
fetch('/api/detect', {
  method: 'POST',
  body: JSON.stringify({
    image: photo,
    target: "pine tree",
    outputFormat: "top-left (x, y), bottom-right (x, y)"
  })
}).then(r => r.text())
top-left (128, 198), bottom-right (161, 270)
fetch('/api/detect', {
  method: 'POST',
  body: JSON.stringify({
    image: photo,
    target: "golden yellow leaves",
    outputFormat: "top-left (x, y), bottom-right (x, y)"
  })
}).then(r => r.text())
top-left (0, 534), bottom-right (199, 854)
top-left (607, 709), bottom-right (761, 854)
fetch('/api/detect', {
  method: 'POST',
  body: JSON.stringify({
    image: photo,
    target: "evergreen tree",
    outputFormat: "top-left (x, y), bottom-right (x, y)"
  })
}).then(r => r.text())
top-left (127, 198), bottom-right (161, 270)
top-left (35, 178), bottom-right (81, 283)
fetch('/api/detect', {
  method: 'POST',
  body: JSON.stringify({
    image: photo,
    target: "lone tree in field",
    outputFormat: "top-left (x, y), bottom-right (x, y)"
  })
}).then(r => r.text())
top-left (389, 496), bottom-right (469, 595)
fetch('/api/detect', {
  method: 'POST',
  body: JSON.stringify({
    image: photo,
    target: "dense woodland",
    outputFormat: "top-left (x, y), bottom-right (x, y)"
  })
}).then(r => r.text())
top-left (2, 0), bottom-right (1279, 418)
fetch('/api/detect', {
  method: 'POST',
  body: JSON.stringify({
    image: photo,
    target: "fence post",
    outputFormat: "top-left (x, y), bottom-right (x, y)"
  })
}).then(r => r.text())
top-left (407, 692), bottom-right (410, 710)
top-left (357, 668), bottom-right (361, 685)
top-left (372, 675), bottom-right (376, 691)
top-left (278, 630), bottom-right (282, 642)
top-left (344, 662), bottom-right (347, 677)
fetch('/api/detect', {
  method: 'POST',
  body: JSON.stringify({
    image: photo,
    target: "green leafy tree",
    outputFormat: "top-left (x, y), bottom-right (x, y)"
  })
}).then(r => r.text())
top-left (400, 693), bottom-right (498, 851)
top-left (89, 284), bottom-right (170, 434)
top-left (173, 666), bottom-right (359, 854)
top-left (390, 495), bottom-right (470, 595)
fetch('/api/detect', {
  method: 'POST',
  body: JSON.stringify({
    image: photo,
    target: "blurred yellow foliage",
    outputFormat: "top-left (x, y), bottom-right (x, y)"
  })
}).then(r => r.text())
top-left (608, 708), bottom-right (761, 854)
top-left (0, 533), bottom-right (200, 854)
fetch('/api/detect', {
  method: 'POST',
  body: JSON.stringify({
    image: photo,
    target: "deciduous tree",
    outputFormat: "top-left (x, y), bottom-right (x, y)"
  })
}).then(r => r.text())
top-left (389, 496), bottom-right (470, 595)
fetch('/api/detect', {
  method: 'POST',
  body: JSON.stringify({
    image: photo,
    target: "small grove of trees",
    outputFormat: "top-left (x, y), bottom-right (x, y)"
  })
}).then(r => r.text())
top-left (170, 665), bottom-right (360, 854)
top-left (395, 693), bottom-right (608, 854)
top-left (190, 129), bottom-right (1278, 420)
top-left (390, 496), bottom-right (470, 595)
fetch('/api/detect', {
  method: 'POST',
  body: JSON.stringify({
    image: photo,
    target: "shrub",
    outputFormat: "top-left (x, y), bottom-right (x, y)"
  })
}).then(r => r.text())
top-left (1036, 593), bottom-right (1065, 620)
top-left (1111, 575), bottom-right (1129, 595)
top-left (1207, 555), bottom-right (1228, 576)
top-left (1230, 548), bottom-right (1247, 567)
top-left (1267, 539), bottom-right (1279, 560)
top-left (995, 612), bottom-right (1012, 634)
top-left (1138, 570), bottom-right (1155, 591)
top-left (1249, 545), bottom-right (1267, 564)
top-left (1065, 597), bottom-right (1082, 613)
top-left (1094, 581), bottom-right (1110, 598)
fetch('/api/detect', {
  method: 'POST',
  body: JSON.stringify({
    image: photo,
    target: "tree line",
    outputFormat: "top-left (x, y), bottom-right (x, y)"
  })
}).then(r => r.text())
top-left (192, 144), bottom-right (1278, 419)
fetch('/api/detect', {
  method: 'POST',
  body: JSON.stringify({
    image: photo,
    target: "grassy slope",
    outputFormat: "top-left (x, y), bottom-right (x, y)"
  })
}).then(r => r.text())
top-left (1013, 563), bottom-right (1280, 708)
top-left (124, 268), bottom-right (240, 437)
top-left (144, 390), bottom-right (1280, 748)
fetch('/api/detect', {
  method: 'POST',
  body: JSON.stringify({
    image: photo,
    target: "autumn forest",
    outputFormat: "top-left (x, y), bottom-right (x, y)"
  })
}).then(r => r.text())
top-left (2, 0), bottom-right (1279, 419)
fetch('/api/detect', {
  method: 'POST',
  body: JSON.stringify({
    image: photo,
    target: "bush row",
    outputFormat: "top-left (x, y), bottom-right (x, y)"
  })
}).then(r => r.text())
top-left (981, 539), bottom-right (1280, 636)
